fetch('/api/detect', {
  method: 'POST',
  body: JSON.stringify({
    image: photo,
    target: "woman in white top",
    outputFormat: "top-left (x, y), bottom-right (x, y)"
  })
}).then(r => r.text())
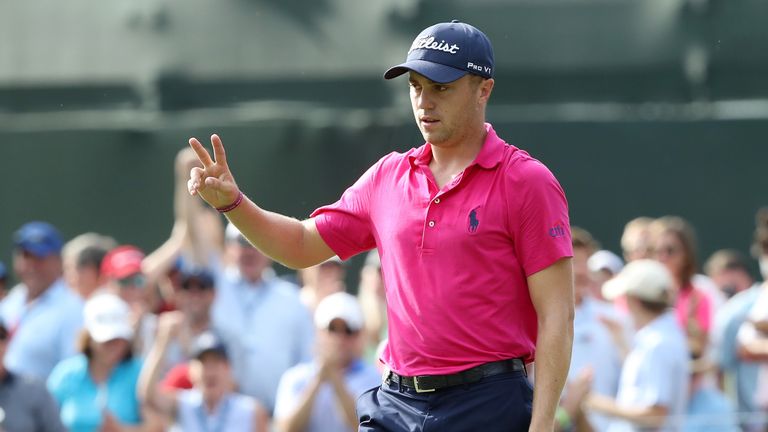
top-left (139, 313), bottom-right (268, 432)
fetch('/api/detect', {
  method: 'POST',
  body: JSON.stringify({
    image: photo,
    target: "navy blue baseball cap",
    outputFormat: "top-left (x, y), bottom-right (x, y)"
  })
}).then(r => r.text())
top-left (180, 266), bottom-right (215, 289)
top-left (13, 221), bottom-right (64, 257)
top-left (191, 331), bottom-right (228, 360)
top-left (384, 20), bottom-right (494, 84)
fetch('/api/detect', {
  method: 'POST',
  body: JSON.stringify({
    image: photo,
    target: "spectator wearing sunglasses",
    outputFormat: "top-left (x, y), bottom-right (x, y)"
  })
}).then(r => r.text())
top-left (0, 321), bottom-right (66, 431)
top-left (274, 292), bottom-right (380, 432)
top-left (101, 245), bottom-right (157, 358)
top-left (0, 221), bottom-right (83, 380)
top-left (154, 267), bottom-right (240, 392)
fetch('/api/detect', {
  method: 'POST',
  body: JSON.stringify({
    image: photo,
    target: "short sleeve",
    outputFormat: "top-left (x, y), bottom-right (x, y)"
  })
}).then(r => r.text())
top-left (311, 160), bottom-right (384, 260)
top-left (47, 359), bottom-right (75, 405)
top-left (511, 160), bottom-right (573, 277)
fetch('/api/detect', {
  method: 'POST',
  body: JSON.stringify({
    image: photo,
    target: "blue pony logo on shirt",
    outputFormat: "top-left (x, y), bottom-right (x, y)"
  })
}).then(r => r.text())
top-left (468, 207), bottom-right (480, 233)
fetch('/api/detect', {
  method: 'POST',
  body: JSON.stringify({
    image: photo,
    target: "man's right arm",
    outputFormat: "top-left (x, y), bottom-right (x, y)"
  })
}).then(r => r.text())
top-left (188, 134), bottom-right (335, 269)
top-left (224, 200), bottom-right (335, 269)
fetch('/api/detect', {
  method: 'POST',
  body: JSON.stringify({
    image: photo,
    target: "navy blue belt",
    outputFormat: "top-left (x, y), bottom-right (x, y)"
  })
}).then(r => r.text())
top-left (386, 358), bottom-right (527, 393)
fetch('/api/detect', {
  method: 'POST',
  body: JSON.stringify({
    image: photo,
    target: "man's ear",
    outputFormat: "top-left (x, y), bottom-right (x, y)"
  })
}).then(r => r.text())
top-left (479, 78), bottom-right (495, 104)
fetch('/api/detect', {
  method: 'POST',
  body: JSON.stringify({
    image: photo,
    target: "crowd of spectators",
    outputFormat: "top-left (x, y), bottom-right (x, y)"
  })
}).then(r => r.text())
top-left (0, 147), bottom-right (766, 431)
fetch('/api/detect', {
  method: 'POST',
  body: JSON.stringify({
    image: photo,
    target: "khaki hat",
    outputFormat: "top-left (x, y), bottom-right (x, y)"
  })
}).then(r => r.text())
top-left (602, 259), bottom-right (673, 305)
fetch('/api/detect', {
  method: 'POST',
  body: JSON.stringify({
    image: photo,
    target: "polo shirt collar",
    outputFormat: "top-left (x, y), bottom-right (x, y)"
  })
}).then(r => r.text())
top-left (408, 123), bottom-right (506, 170)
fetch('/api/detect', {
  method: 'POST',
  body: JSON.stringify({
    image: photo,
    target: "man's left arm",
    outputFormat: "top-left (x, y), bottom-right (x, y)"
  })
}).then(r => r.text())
top-left (527, 257), bottom-right (574, 432)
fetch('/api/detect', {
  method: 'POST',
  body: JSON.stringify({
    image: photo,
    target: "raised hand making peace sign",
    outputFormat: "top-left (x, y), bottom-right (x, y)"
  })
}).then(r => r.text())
top-left (187, 134), bottom-right (241, 210)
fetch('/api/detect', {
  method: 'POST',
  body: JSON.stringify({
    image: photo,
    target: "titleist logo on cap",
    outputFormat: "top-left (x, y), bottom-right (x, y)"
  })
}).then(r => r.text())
top-left (409, 36), bottom-right (460, 54)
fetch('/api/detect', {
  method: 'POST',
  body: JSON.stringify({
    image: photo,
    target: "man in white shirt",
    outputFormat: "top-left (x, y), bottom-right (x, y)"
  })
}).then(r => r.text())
top-left (0, 222), bottom-right (83, 380)
top-left (274, 292), bottom-right (381, 432)
top-left (586, 259), bottom-right (690, 432)
top-left (212, 223), bottom-right (314, 413)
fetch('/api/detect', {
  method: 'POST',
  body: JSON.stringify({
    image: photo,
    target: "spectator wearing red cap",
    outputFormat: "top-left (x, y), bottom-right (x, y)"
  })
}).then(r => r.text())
top-left (101, 245), bottom-right (157, 358)
top-left (0, 221), bottom-right (83, 380)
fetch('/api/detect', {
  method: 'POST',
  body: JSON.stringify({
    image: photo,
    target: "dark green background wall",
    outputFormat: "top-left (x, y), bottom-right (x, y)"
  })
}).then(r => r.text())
top-left (2, 117), bottom-right (765, 284)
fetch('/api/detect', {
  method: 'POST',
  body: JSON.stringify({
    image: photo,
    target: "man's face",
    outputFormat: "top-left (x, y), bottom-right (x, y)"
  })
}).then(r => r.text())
top-left (710, 268), bottom-right (751, 298)
top-left (65, 262), bottom-right (101, 296)
top-left (175, 278), bottom-right (215, 319)
top-left (227, 239), bottom-right (270, 282)
top-left (653, 232), bottom-right (685, 281)
top-left (318, 318), bottom-right (363, 366)
top-left (408, 72), bottom-right (492, 147)
top-left (13, 250), bottom-right (61, 293)
top-left (110, 272), bottom-right (149, 316)
top-left (190, 353), bottom-right (231, 395)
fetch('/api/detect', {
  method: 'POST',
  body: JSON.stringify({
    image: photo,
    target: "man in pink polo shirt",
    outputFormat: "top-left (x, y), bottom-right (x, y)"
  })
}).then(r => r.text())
top-left (187, 20), bottom-right (574, 432)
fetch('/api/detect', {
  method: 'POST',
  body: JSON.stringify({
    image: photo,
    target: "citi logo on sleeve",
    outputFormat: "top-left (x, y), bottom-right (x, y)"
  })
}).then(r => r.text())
top-left (409, 36), bottom-right (461, 54)
top-left (548, 224), bottom-right (567, 238)
top-left (468, 207), bottom-right (481, 233)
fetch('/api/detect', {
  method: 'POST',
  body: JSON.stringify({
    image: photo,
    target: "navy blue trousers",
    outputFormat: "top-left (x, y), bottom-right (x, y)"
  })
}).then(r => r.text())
top-left (357, 370), bottom-right (533, 432)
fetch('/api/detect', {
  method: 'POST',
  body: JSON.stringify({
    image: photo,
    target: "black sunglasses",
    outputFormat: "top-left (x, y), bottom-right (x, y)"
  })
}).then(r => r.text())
top-left (328, 324), bottom-right (359, 336)
top-left (181, 281), bottom-right (214, 291)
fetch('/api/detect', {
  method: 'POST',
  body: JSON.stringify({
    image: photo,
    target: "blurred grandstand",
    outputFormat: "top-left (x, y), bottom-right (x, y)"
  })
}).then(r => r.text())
top-left (1, 0), bottom-right (766, 282)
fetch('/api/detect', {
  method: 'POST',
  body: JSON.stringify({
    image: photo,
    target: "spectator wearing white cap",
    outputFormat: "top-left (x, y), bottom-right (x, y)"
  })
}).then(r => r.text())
top-left (274, 292), bottom-right (381, 432)
top-left (47, 293), bottom-right (158, 432)
top-left (211, 223), bottom-right (314, 413)
top-left (588, 249), bottom-right (625, 299)
top-left (585, 259), bottom-right (690, 432)
top-left (1, 221), bottom-right (83, 380)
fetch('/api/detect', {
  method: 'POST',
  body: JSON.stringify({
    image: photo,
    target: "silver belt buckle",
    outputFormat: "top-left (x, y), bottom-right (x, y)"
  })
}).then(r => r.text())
top-left (413, 376), bottom-right (435, 393)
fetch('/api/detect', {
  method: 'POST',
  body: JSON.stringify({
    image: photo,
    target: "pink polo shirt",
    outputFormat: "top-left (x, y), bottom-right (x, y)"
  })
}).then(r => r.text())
top-left (312, 123), bottom-right (572, 375)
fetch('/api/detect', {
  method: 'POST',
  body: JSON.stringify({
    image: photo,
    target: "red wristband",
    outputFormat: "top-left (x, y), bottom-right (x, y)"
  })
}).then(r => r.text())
top-left (216, 191), bottom-right (244, 213)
